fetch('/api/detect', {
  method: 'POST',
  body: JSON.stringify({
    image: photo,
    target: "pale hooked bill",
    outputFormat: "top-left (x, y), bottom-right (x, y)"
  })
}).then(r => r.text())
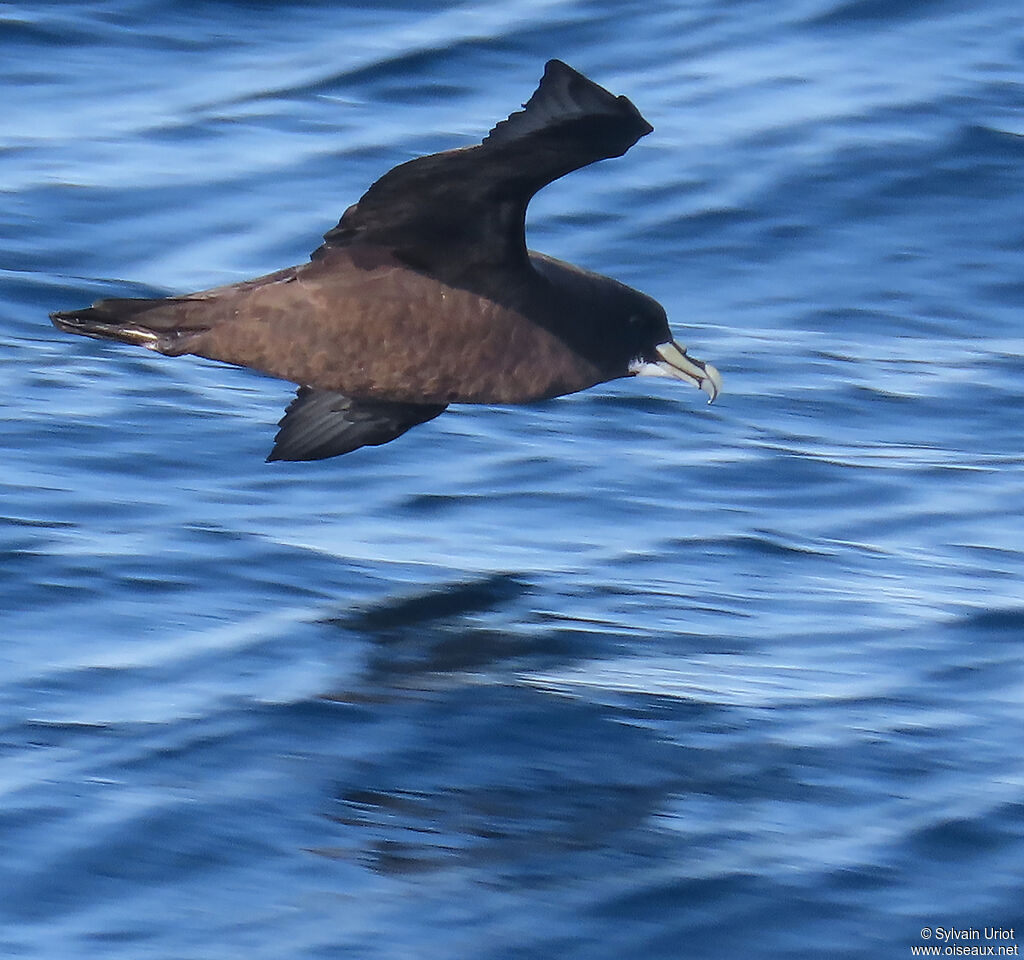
top-left (630, 341), bottom-right (722, 403)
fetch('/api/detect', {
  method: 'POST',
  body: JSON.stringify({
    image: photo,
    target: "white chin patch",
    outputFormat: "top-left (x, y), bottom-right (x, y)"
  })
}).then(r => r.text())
top-left (629, 359), bottom-right (675, 379)
top-left (630, 341), bottom-right (722, 403)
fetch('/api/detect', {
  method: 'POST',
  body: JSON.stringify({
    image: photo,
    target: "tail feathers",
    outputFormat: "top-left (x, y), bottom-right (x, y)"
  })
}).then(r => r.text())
top-left (51, 298), bottom-right (199, 355)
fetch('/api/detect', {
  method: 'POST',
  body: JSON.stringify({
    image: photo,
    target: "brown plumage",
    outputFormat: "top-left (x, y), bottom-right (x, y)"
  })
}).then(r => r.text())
top-left (51, 60), bottom-right (721, 462)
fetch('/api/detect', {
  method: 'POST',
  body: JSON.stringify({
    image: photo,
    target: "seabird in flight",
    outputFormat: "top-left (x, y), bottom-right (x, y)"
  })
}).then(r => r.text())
top-left (52, 59), bottom-right (721, 462)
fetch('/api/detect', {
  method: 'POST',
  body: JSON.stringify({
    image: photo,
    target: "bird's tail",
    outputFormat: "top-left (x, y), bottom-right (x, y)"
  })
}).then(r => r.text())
top-left (51, 297), bottom-right (200, 356)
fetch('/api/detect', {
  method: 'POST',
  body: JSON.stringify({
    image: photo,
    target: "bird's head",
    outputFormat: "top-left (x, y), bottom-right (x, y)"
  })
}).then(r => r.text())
top-left (621, 296), bottom-right (721, 403)
top-left (528, 254), bottom-right (721, 402)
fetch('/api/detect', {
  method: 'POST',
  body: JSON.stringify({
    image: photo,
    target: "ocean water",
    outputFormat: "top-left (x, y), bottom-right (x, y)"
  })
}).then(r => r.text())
top-left (2, 1), bottom-right (1024, 957)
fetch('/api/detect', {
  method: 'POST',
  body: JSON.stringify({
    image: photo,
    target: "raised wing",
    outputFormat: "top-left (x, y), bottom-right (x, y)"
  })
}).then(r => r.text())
top-left (316, 60), bottom-right (653, 277)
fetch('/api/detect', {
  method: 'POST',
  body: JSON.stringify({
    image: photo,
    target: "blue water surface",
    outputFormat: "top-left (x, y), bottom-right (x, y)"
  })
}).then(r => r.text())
top-left (2, 1), bottom-right (1023, 957)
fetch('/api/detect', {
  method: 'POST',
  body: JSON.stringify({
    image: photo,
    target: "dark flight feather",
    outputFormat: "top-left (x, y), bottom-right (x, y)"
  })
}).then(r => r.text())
top-left (317, 60), bottom-right (653, 277)
top-left (268, 388), bottom-right (446, 462)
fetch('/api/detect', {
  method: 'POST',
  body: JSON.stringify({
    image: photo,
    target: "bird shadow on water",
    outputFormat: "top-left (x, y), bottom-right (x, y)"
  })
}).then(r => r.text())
top-left (305, 572), bottom-right (696, 881)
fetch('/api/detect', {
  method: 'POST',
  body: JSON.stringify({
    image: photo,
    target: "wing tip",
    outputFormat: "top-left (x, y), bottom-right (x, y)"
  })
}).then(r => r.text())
top-left (483, 59), bottom-right (653, 149)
